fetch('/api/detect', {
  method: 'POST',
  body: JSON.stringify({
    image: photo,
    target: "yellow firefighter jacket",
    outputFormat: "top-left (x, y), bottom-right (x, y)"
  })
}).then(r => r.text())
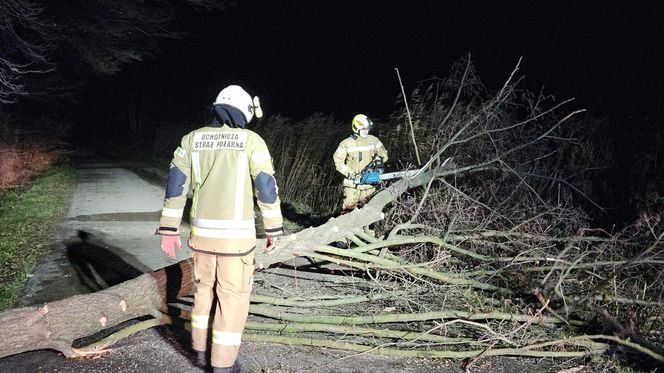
top-left (333, 134), bottom-right (389, 188)
top-left (158, 124), bottom-right (283, 255)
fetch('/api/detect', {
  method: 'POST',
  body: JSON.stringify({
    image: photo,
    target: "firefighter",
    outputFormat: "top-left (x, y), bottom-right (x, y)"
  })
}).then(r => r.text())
top-left (333, 114), bottom-right (389, 213)
top-left (156, 85), bottom-right (282, 373)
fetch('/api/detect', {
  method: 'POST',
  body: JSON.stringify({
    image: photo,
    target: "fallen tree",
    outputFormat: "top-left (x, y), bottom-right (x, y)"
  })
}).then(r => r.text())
top-left (1, 148), bottom-right (660, 364)
top-left (0, 162), bottom-right (463, 359)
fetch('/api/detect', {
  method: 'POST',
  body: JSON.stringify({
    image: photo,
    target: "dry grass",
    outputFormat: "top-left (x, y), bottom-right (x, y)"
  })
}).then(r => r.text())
top-left (253, 114), bottom-right (346, 216)
top-left (0, 143), bottom-right (65, 190)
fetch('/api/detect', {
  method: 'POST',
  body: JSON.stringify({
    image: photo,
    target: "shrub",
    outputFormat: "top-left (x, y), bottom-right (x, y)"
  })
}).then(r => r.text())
top-left (0, 143), bottom-right (65, 190)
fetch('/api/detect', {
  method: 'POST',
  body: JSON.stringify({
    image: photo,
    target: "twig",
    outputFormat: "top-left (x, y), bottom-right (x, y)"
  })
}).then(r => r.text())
top-left (77, 318), bottom-right (165, 354)
top-left (395, 67), bottom-right (421, 165)
top-left (437, 53), bottom-right (471, 131)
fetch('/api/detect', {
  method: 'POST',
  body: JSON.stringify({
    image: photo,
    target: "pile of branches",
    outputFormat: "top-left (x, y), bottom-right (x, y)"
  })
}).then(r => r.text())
top-left (234, 56), bottom-right (663, 368)
top-left (232, 198), bottom-right (663, 367)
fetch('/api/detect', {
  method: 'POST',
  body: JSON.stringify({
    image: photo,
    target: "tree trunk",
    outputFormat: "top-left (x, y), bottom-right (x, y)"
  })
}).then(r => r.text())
top-left (0, 260), bottom-right (194, 358)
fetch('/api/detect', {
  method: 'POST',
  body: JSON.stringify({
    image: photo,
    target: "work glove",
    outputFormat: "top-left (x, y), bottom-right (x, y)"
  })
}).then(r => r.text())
top-left (264, 236), bottom-right (279, 255)
top-left (161, 235), bottom-right (182, 259)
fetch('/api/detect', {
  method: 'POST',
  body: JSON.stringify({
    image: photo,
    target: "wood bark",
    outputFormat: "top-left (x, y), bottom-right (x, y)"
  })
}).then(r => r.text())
top-left (0, 260), bottom-right (194, 358)
top-left (0, 167), bottom-right (443, 358)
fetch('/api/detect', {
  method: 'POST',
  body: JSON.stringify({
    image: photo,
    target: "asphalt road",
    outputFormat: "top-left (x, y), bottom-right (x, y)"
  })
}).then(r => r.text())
top-left (17, 155), bottom-right (191, 307)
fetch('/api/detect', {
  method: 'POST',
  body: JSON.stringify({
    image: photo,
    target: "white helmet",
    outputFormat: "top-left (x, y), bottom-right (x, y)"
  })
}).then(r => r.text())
top-left (213, 85), bottom-right (263, 123)
top-left (352, 114), bottom-right (373, 134)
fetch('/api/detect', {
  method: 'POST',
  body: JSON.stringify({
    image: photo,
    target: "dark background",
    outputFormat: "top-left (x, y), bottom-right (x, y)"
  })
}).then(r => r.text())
top-left (80, 1), bottom-right (663, 122)
top-left (2, 1), bottom-right (662, 223)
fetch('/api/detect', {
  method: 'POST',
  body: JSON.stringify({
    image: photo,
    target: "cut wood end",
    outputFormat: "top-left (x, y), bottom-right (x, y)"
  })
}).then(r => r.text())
top-left (71, 346), bottom-right (112, 359)
top-left (119, 299), bottom-right (127, 312)
top-left (38, 304), bottom-right (49, 315)
top-left (99, 314), bottom-right (107, 327)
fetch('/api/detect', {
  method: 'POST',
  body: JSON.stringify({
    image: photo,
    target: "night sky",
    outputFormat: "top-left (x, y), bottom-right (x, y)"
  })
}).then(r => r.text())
top-left (136, 1), bottom-right (663, 122)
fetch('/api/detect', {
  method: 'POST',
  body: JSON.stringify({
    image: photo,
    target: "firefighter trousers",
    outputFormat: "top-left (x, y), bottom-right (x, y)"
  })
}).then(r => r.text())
top-left (190, 249), bottom-right (254, 368)
top-left (342, 184), bottom-right (376, 212)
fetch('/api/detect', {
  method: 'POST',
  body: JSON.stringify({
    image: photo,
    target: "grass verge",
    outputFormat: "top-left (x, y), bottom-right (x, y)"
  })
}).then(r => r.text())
top-left (0, 160), bottom-right (75, 311)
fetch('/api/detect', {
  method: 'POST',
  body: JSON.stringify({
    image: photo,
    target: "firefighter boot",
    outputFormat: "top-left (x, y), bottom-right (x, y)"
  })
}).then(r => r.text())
top-left (213, 361), bottom-right (241, 373)
top-left (194, 350), bottom-right (207, 368)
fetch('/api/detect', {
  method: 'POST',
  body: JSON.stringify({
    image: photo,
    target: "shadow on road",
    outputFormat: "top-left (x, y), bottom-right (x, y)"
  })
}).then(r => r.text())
top-left (66, 230), bottom-right (145, 291)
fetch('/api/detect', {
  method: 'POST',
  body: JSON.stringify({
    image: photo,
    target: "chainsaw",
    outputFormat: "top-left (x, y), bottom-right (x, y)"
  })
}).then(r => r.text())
top-left (353, 155), bottom-right (449, 185)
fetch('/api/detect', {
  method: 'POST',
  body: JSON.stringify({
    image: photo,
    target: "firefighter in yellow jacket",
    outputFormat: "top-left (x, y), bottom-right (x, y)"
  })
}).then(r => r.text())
top-left (333, 114), bottom-right (388, 213)
top-left (157, 85), bottom-right (282, 373)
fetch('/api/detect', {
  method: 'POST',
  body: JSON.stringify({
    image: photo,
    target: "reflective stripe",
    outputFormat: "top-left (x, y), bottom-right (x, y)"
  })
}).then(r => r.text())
top-left (347, 144), bottom-right (377, 152)
top-left (162, 207), bottom-right (184, 217)
top-left (212, 330), bottom-right (242, 346)
top-left (192, 217), bottom-right (255, 229)
top-left (192, 152), bottom-right (201, 185)
top-left (251, 151), bottom-right (271, 163)
top-left (191, 314), bottom-right (210, 329)
top-left (234, 153), bottom-right (248, 220)
top-left (261, 208), bottom-right (282, 218)
top-left (191, 226), bottom-right (256, 239)
top-left (334, 147), bottom-right (345, 155)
